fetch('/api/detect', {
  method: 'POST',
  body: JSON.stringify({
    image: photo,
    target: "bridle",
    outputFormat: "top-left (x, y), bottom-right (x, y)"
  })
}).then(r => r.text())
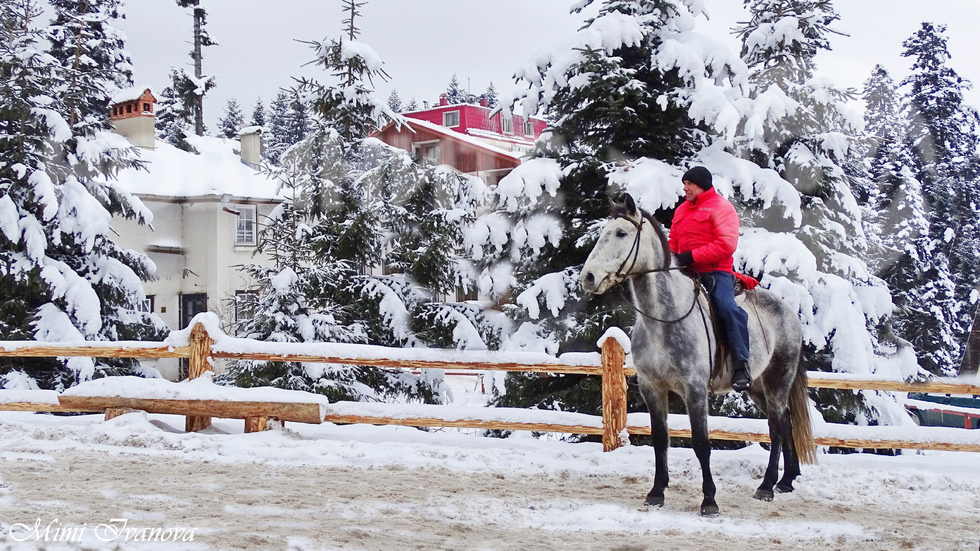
top-left (610, 213), bottom-right (704, 325)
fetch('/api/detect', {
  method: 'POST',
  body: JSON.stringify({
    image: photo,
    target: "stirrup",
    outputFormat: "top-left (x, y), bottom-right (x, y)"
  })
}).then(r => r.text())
top-left (732, 368), bottom-right (752, 391)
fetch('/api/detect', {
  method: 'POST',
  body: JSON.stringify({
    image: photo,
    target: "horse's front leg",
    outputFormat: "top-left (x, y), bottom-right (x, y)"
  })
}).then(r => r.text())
top-left (687, 387), bottom-right (718, 516)
top-left (639, 383), bottom-right (670, 508)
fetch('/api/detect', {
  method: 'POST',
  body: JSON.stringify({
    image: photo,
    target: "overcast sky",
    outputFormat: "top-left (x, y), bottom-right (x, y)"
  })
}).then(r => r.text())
top-left (115, 1), bottom-right (980, 130)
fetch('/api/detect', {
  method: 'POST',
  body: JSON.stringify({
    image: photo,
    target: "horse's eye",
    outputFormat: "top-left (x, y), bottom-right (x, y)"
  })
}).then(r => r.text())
top-left (615, 229), bottom-right (628, 238)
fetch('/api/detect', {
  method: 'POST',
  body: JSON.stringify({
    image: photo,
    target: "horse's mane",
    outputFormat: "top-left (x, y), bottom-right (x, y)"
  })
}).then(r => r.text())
top-left (609, 199), bottom-right (672, 272)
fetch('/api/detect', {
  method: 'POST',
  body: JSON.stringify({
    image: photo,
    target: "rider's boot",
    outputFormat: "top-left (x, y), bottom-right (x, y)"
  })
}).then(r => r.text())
top-left (732, 360), bottom-right (752, 391)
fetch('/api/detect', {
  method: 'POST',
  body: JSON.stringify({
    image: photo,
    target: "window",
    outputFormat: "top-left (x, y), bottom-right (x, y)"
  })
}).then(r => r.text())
top-left (524, 120), bottom-right (535, 136)
top-left (126, 104), bottom-right (132, 114)
top-left (443, 110), bottom-right (460, 127)
top-left (235, 205), bottom-right (257, 245)
top-left (137, 295), bottom-right (155, 313)
top-left (143, 103), bottom-right (151, 113)
top-left (413, 141), bottom-right (439, 164)
top-left (501, 116), bottom-right (513, 134)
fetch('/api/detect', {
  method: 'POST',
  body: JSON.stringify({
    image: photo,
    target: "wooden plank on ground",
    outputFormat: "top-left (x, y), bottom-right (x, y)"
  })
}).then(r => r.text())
top-left (323, 413), bottom-right (603, 435)
top-left (0, 402), bottom-right (101, 413)
top-left (0, 343), bottom-right (189, 359)
top-left (57, 396), bottom-right (323, 424)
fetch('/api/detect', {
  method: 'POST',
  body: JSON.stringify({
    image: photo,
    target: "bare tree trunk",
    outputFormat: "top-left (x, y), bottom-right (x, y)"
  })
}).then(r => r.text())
top-left (192, 6), bottom-right (205, 136)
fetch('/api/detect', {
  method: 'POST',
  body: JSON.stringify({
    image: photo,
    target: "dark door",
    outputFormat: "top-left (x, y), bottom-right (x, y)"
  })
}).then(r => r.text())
top-left (178, 293), bottom-right (208, 380)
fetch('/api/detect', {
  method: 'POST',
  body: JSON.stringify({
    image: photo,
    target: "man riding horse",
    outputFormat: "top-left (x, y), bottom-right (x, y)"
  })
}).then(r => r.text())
top-left (670, 166), bottom-right (752, 391)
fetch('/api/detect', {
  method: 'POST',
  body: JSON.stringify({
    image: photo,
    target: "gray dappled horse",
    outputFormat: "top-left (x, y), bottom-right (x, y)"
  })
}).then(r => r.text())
top-left (580, 195), bottom-right (815, 516)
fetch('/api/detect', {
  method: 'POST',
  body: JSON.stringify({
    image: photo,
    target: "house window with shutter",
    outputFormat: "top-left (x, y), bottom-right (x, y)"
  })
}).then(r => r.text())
top-left (443, 110), bottom-right (460, 127)
top-left (235, 205), bottom-right (257, 245)
top-left (524, 120), bottom-right (534, 136)
top-left (502, 116), bottom-right (513, 134)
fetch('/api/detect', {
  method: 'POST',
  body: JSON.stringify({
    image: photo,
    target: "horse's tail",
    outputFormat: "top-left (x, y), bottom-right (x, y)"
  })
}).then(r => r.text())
top-left (790, 363), bottom-right (817, 465)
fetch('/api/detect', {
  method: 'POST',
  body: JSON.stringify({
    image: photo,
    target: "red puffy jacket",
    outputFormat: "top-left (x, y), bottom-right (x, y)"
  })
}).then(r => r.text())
top-left (668, 187), bottom-right (739, 275)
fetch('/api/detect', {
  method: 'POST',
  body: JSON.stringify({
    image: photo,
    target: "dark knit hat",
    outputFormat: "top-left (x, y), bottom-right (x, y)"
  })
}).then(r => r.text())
top-left (682, 166), bottom-right (713, 191)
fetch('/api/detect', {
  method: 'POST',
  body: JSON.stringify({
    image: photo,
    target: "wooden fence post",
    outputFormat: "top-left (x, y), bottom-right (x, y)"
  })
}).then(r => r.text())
top-left (601, 338), bottom-right (627, 452)
top-left (185, 322), bottom-right (214, 432)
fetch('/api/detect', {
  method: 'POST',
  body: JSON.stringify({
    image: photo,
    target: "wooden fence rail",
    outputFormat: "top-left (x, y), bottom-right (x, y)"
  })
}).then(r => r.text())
top-left (1, 319), bottom-right (978, 452)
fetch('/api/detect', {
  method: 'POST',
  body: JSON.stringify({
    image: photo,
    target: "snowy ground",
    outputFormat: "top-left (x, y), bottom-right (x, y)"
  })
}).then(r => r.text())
top-left (0, 376), bottom-right (978, 551)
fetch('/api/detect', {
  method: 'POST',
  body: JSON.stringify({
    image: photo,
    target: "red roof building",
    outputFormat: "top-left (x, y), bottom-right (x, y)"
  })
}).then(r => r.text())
top-left (373, 94), bottom-right (547, 187)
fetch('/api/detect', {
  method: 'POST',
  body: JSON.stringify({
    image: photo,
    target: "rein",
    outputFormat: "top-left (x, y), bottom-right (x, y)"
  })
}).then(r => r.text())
top-left (612, 213), bottom-right (702, 325)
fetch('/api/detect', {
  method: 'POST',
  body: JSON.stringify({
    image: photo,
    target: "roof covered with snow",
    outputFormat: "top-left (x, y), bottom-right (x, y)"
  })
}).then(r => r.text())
top-left (113, 135), bottom-right (285, 201)
top-left (109, 85), bottom-right (155, 105)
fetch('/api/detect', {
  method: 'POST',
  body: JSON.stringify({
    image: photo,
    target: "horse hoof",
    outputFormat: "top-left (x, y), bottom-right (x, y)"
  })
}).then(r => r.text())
top-left (753, 489), bottom-right (774, 502)
top-left (644, 493), bottom-right (665, 508)
top-left (776, 483), bottom-right (795, 494)
top-left (700, 503), bottom-right (720, 516)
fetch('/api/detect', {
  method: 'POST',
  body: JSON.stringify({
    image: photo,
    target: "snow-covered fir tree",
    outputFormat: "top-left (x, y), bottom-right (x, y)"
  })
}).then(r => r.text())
top-left (217, 98), bottom-right (245, 139)
top-left (266, 89), bottom-right (310, 165)
top-left (225, 0), bottom-right (494, 401)
top-left (860, 64), bottom-right (956, 376)
top-left (386, 88), bottom-right (402, 113)
top-left (483, 80), bottom-right (498, 108)
top-left (732, 0), bottom-right (918, 423)
top-left (404, 97), bottom-right (418, 111)
top-left (0, 1), bottom-right (167, 390)
top-left (155, 67), bottom-right (195, 151)
top-left (249, 96), bottom-right (266, 127)
top-left (901, 22), bottom-right (980, 375)
top-left (445, 72), bottom-right (466, 104)
top-left (266, 89), bottom-right (291, 164)
top-left (46, 0), bottom-right (133, 117)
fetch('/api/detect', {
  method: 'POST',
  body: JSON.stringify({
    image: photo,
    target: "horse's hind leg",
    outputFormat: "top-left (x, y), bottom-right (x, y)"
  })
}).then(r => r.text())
top-left (639, 384), bottom-right (670, 508)
top-left (686, 387), bottom-right (718, 516)
top-left (776, 412), bottom-right (801, 493)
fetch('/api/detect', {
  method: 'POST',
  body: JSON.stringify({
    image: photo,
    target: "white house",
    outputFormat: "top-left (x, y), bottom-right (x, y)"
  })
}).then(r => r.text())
top-left (108, 88), bottom-right (283, 379)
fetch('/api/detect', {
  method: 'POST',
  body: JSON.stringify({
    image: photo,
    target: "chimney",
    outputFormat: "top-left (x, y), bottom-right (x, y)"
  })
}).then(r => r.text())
top-left (109, 86), bottom-right (156, 149)
top-left (439, 93), bottom-right (449, 107)
top-left (479, 95), bottom-right (488, 108)
top-left (238, 126), bottom-right (263, 169)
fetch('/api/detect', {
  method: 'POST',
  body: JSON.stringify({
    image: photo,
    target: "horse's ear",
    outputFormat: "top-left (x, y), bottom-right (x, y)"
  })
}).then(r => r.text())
top-left (623, 194), bottom-right (638, 217)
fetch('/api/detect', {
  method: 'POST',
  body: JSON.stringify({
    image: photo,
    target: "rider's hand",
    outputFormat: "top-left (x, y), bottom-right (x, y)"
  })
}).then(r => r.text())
top-left (676, 251), bottom-right (694, 266)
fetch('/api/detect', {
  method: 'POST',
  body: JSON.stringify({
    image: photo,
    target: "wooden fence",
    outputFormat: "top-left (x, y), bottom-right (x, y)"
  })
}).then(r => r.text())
top-left (1, 320), bottom-right (979, 453)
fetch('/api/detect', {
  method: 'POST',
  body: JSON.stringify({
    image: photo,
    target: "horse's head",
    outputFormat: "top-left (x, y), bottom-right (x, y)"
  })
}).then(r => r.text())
top-left (580, 194), bottom-right (671, 294)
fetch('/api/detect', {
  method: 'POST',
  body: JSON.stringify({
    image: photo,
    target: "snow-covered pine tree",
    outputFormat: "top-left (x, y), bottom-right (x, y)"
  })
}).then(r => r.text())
top-left (0, 1), bottom-right (167, 390)
top-left (733, 0), bottom-right (919, 424)
top-left (360, 145), bottom-right (498, 351)
top-left (266, 89), bottom-right (291, 164)
top-left (249, 97), bottom-right (266, 127)
top-left (285, 92), bottom-right (311, 144)
top-left (860, 64), bottom-right (956, 376)
top-left (445, 72), bottom-right (466, 104)
top-left (484, 80), bottom-right (498, 108)
top-left (404, 97), bottom-right (418, 111)
top-left (217, 98), bottom-right (245, 139)
top-left (154, 67), bottom-right (195, 151)
top-left (386, 88), bottom-right (402, 113)
top-left (225, 0), bottom-right (464, 402)
top-left (47, 0), bottom-right (133, 117)
top-left (471, 0), bottom-right (750, 414)
top-left (901, 22), bottom-right (980, 375)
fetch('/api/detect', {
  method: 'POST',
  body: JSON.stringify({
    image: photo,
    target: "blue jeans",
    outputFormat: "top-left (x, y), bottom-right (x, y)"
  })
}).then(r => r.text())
top-left (700, 272), bottom-right (750, 362)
